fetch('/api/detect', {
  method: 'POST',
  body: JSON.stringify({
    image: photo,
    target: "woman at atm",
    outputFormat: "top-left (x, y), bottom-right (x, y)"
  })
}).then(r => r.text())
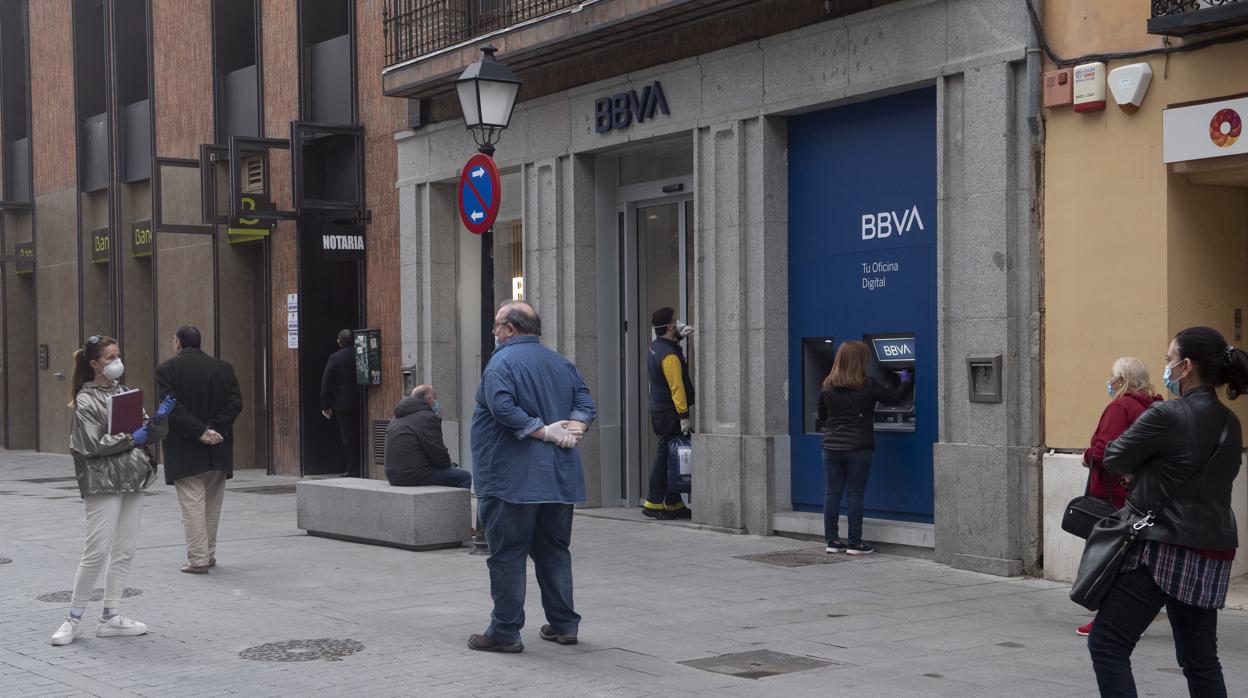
top-left (816, 340), bottom-right (913, 555)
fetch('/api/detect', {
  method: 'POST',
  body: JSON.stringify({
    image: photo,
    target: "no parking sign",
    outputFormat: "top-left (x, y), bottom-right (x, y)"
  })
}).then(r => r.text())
top-left (457, 153), bottom-right (501, 235)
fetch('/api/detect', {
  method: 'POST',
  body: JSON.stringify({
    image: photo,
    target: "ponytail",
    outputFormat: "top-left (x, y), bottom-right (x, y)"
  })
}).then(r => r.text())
top-left (68, 335), bottom-right (116, 408)
top-left (1222, 347), bottom-right (1248, 400)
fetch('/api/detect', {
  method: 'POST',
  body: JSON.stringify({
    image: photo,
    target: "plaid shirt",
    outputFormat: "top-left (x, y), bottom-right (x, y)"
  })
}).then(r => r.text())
top-left (1122, 540), bottom-right (1233, 610)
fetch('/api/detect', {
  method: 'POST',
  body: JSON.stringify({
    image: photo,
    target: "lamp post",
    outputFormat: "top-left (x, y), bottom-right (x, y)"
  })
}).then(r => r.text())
top-left (457, 45), bottom-right (520, 555)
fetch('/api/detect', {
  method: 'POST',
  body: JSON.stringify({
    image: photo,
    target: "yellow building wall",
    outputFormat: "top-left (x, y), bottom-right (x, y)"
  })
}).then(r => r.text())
top-left (1043, 2), bottom-right (1248, 448)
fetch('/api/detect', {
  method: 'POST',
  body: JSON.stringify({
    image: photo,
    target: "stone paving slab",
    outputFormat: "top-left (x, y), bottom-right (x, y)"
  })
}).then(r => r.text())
top-left (3, 449), bottom-right (1248, 697)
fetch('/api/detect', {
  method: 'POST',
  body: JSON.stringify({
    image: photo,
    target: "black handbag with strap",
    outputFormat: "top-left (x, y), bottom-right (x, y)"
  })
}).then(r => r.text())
top-left (1070, 404), bottom-right (1231, 611)
top-left (1061, 493), bottom-right (1118, 540)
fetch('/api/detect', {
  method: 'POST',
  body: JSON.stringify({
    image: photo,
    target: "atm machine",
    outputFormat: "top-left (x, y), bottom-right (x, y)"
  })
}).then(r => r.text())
top-left (864, 334), bottom-right (916, 432)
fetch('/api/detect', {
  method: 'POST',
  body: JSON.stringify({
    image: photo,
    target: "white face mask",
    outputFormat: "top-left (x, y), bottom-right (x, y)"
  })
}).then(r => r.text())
top-left (101, 359), bottom-right (125, 381)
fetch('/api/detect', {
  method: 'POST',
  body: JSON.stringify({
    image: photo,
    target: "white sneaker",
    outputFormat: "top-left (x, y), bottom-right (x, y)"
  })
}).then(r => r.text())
top-left (96, 614), bottom-right (147, 637)
top-left (50, 617), bottom-right (84, 646)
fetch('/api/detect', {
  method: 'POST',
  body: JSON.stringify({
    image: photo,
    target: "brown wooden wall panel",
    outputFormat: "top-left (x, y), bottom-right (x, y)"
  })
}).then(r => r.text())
top-left (30, 0), bottom-right (76, 196)
top-left (358, 0), bottom-right (406, 476)
top-left (152, 0), bottom-right (213, 158)
top-left (263, 0), bottom-right (301, 476)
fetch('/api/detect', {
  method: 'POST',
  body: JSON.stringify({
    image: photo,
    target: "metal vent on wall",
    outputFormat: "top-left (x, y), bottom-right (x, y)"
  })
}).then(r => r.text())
top-left (371, 420), bottom-right (390, 465)
top-left (242, 155), bottom-right (264, 194)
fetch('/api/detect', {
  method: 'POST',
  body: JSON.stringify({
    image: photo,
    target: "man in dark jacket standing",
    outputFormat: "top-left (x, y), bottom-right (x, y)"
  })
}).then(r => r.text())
top-left (320, 329), bottom-right (361, 478)
top-left (644, 307), bottom-right (695, 520)
top-left (155, 326), bottom-right (242, 574)
top-left (384, 385), bottom-right (471, 489)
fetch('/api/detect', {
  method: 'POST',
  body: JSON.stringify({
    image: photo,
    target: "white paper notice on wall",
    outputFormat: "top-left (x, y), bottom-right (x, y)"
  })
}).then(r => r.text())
top-left (287, 293), bottom-right (299, 349)
top-left (1163, 96), bottom-right (1247, 163)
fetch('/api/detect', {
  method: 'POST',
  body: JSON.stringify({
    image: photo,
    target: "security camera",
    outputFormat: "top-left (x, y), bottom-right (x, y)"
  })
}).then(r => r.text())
top-left (1109, 63), bottom-right (1153, 114)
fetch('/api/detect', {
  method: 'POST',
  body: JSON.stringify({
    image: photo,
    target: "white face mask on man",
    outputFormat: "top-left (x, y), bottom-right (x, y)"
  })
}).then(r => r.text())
top-left (101, 359), bottom-right (125, 381)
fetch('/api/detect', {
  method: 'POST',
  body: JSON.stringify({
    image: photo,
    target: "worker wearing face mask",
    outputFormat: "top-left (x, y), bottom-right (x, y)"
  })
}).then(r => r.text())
top-left (384, 384), bottom-right (471, 489)
top-left (644, 306), bottom-right (696, 520)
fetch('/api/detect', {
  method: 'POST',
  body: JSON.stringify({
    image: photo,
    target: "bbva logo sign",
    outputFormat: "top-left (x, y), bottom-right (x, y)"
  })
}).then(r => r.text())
top-left (861, 206), bottom-right (925, 240)
top-left (595, 81), bottom-right (671, 134)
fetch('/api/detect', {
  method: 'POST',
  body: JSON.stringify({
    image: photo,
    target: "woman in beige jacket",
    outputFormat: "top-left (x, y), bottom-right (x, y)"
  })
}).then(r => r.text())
top-left (51, 335), bottom-right (174, 646)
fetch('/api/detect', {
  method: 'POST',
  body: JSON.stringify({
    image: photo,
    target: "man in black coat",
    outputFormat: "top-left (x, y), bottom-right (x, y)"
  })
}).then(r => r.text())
top-left (155, 326), bottom-right (243, 574)
top-left (321, 329), bottom-right (362, 478)
top-left (384, 385), bottom-right (471, 489)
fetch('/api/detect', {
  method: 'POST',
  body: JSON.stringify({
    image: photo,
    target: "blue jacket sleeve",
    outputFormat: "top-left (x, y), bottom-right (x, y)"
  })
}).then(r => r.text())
top-left (482, 366), bottom-right (544, 440)
top-left (568, 365), bottom-right (597, 426)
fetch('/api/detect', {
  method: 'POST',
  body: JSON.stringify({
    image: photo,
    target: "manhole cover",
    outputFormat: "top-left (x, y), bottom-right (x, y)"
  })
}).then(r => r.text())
top-left (230, 485), bottom-right (297, 495)
top-left (735, 548), bottom-right (849, 567)
top-left (680, 649), bottom-right (837, 679)
top-left (37, 587), bottom-right (143, 603)
top-left (0, 557), bottom-right (11, 565)
top-left (20, 476), bottom-right (78, 484)
top-left (239, 638), bottom-right (364, 662)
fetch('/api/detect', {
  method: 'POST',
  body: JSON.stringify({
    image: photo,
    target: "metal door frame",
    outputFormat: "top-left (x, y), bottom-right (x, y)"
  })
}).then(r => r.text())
top-left (615, 176), bottom-right (692, 506)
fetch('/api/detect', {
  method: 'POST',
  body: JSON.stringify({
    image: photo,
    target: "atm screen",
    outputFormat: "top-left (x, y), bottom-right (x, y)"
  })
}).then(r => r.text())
top-left (865, 334), bottom-right (916, 431)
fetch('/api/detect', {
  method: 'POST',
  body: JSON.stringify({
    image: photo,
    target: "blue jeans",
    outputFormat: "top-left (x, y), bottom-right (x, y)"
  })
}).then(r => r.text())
top-left (478, 497), bottom-right (580, 644)
top-left (822, 449), bottom-right (873, 545)
top-left (1088, 567), bottom-right (1225, 697)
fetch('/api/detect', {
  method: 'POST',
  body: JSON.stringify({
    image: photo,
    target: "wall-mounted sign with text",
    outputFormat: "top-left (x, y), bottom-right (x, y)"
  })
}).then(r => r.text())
top-left (91, 228), bottom-right (110, 265)
top-left (131, 219), bottom-right (152, 258)
top-left (595, 81), bottom-right (670, 133)
top-left (14, 241), bottom-right (34, 274)
top-left (320, 224), bottom-right (365, 262)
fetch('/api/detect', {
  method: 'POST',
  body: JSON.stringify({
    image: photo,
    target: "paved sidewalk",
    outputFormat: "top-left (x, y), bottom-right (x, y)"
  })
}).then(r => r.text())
top-left (2, 450), bottom-right (1247, 697)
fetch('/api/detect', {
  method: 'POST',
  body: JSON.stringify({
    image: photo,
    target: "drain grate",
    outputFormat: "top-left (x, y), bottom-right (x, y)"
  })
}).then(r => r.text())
top-left (239, 639), bottom-right (364, 662)
top-left (0, 557), bottom-right (11, 565)
top-left (54, 486), bottom-right (83, 491)
top-left (680, 649), bottom-right (837, 679)
top-left (230, 485), bottom-right (297, 495)
top-left (736, 548), bottom-right (850, 567)
top-left (19, 476), bottom-right (78, 484)
top-left (37, 587), bottom-right (143, 603)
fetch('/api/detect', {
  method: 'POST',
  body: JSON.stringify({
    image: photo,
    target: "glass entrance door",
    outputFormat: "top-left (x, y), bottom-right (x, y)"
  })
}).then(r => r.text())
top-left (620, 199), bottom-right (692, 505)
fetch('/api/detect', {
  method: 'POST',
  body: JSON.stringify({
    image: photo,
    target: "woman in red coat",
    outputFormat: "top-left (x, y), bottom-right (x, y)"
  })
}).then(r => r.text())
top-left (1076, 356), bottom-right (1162, 636)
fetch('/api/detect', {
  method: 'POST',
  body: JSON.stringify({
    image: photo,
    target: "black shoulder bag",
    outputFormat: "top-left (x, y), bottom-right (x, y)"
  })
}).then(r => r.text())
top-left (1061, 478), bottom-right (1119, 540)
top-left (1070, 404), bottom-right (1230, 611)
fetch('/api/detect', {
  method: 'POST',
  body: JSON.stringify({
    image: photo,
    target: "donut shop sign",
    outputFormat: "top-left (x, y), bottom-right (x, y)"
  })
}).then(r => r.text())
top-left (594, 81), bottom-right (670, 133)
top-left (1163, 96), bottom-right (1246, 163)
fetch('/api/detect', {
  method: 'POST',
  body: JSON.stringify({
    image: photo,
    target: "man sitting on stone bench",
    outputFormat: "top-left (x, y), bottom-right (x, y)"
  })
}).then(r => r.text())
top-left (384, 385), bottom-right (472, 489)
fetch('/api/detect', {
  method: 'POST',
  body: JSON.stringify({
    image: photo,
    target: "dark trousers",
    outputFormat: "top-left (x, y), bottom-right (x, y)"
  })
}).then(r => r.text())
top-left (646, 412), bottom-right (684, 507)
top-left (822, 449), bottom-right (873, 545)
top-left (478, 497), bottom-right (580, 644)
top-left (1088, 567), bottom-right (1225, 697)
top-left (387, 467), bottom-right (472, 489)
top-left (335, 409), bottom-right (361, 477)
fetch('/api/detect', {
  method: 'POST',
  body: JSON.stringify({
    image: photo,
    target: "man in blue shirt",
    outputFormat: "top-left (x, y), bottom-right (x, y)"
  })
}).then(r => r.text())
top-left (468, 301), bottom-right (596, 653)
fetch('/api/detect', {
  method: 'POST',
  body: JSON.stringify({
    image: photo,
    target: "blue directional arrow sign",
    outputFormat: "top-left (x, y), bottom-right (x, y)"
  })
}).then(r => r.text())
top-left (457, 153), bottom-right (501, 235)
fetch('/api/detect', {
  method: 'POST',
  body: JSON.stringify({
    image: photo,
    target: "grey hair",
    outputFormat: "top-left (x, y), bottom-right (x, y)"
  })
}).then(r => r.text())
top-left (1110, 357), bottom-right (1153, 398)
top-left (411, 385), bottom-right (434, 401)
top-left (500, 301), bottom-right (541, 336)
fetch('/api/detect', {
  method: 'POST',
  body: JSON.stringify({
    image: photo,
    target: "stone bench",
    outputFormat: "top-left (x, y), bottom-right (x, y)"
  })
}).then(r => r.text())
top-left (296, 477), bottom-right (471, 551)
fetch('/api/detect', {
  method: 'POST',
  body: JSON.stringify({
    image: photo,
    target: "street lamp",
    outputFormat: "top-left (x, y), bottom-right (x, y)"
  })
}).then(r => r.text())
top-left (458, 45), bottom-right (520, 556)
top-left (456, 45), bottom-right (521, 156)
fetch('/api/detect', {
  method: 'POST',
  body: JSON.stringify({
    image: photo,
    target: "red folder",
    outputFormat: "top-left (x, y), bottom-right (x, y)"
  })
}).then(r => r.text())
top-left (108, 389), bottom-right (144, 435)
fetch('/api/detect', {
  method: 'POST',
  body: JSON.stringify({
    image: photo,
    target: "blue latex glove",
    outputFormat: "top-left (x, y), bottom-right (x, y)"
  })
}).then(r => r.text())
top-left (156, 395), bottom-right (176, 420)
top-left (132, 426), bottom-right (149, 446)
top-left (899, 369), bottom-right (913, 383)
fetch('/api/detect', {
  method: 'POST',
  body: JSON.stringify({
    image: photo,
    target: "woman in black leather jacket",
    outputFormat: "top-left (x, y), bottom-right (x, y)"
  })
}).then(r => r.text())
top-left (1093, 326), bottom-right (1247, 697)
top-left (816, 340), bottom-right (912, 555)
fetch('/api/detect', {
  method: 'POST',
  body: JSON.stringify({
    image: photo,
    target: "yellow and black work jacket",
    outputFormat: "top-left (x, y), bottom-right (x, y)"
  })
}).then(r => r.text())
top-left (647, 337), bottom-right (694, 420)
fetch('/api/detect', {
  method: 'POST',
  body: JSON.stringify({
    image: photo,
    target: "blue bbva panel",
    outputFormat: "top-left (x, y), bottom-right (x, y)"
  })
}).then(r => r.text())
top-left (787, 88), bottom-right (938, 523)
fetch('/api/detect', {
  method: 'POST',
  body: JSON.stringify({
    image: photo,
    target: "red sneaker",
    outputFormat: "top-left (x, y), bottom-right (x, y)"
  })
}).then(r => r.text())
top-left (1076, 621), bottom-right (1093, 637)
